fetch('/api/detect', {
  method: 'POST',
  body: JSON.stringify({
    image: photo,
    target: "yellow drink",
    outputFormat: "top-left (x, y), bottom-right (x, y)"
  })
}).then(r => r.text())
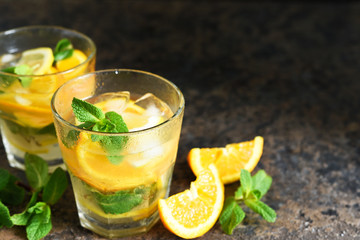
top-left (0, 26), bottom-right (96, 170)
top-left (52, 70), bottom-right (184, 237)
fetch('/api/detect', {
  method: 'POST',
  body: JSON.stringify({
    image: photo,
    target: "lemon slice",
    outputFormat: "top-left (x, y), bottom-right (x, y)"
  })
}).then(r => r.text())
top-left (17, 47), bottom-right (54, 75)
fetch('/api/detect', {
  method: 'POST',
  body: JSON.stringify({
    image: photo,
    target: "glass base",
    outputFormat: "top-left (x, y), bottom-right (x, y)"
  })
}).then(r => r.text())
top-left (7, 154), bottom-right (65, 172)
top-left (77, 203), bottom-right (159, 238)
top-left (1, 129), bottom-right (65, 172)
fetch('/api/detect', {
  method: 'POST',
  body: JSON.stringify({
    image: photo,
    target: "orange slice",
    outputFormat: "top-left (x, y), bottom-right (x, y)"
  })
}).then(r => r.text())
top-left (188, 136), bottom-right (264, 184)
top-left (73, 132), bottom-right (157, 192)
top-left (55, 49), bottom-right (88, 84)
top-left (55, 49), bottom-right (87, 72)
top-left (0, 93), bottom-right (53, 128)
top-left (28, 66), bottom-right (58, 93)
top-left (158, 164), bottom-right (224, 239)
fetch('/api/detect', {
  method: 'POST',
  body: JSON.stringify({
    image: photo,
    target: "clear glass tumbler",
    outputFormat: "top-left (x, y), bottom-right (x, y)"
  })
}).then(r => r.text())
top-left (0, 26), bottom-right (96, 171)
top-left (51, 69), bottom-right (185, 238)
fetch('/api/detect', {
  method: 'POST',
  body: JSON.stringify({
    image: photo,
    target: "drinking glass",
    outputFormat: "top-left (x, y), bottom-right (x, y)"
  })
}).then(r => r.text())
top-left (0, 25), bottom-right (96, 171)
top-left (51, 69), bottom-right (185, 237)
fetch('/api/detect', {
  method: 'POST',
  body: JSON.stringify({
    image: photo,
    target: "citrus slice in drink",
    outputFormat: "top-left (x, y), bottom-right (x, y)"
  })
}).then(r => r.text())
top-left (187, 136), bottom-right (264, 184)
top-left (28, 66), bottom-right (58, 93)
top-left (0, 93), bottom-right (53, 128)
top-left (74, 132), bottom-right (157, 192)
top-left (55, 49), bottom-right (88, 85)
top-left (0, 122), bottom-right (58, 154)
top-left (17, 47), bottom-right (54, 75)
top-left (55, 49), bottom-right (87, 71)
top-left (158, 164), bottom-right (224, 239)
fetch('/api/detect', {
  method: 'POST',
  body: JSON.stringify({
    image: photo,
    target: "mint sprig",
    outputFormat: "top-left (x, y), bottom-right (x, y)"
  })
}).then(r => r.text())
top-left (0, 153), bottom-right (68, 240)
top-left (93, 189), bottom-right (143, 214)
top-left (90, 183), bottom-right (156, 215)
top-left (220, 169), bottom-right (276, 235)
top-left (53, 38), bottom-right (74, 62)
top-left (0, 65), bottom-right (33, 87)
top-left (71, 97), bottom-right (129, 164)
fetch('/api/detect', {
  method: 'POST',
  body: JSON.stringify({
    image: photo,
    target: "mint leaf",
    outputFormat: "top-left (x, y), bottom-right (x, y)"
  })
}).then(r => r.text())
top-left (0, 175), bottom-right (25, 205)
top-left (72, 97), bottom-right (105, 123)
top-left (54, 38), bottom-right (74, 62)
top-left (0, 65), bottom-right (33, 88)
top-left (99, 135), bottom-right (127, 159)
top-left (54, 49), bottom-right (73, 62)
top-left (105, 111), bottom-right (129, 132)
top-left (27, 202), bottom-right (47, 215)
top-left (234, 187), bottom-right (243, 200)
top-left (0, 201), bottom-right (13, 228)
top-left (93, 186), bottom-right (146, 214)
top-left (106, 155), bottom-right (124, 165)
top-left (42, 168), bottom-right (68, 205)
top-left (98, 111), bottom-right (129, 160)
top-left (14, 64), bottom-right (33, 87)
top-left (11, 193), bottom-right (38, 226)
top-left (240, 169), bottom-right (252, 198)
top-left (71, 98), bottom-right (129, 162)
top-left (252, 170), bottom-right (272, 199)
top-left (244, 199), bottom-right (276, 223)
top-left (62, 129), bottom-right (79, 148)
top-left (55, 38), bottom-right (72, 53)
top-left (220, 168), bottom-right (276, 235)
top-left (11, 211), bottom-right (31, 226)
top-left (219, 197), bottom-right (245, 235)
top-left (0, 67), bottom-right (17, 87)
top-left (0, 169), bottom-right (10, 190)
top-left (25, 153), bottom-right (49, 191)
top-left (92, 118), bottom-right (115, 133)
top-left (36, 123), bottom-right (56, 136)
top-left (249, 189), bottom-right (262, 200)
top-left (26, 203), bottom-right (52, 240)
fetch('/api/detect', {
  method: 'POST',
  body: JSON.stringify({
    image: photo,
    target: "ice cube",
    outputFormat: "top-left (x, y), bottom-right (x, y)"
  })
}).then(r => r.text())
top-left (134, 93), bottom-right (173, 119)
top-left (15, 95), bottom-right (31, 105)
top-left (129, 143), bottom-right (164, 168)
top-left (92, 91), bottom-right (130, 114)
top-left (0, 53), bottom-right (21, 66)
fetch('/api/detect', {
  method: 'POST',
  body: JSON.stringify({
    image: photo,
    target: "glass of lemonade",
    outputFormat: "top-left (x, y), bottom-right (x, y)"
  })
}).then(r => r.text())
top-left (51, 69), bottom-right (185, 237)
top-left (0, 26), bottom-right (96, 171)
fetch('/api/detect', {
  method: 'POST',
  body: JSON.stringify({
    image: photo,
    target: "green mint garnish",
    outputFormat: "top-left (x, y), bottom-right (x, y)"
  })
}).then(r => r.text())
top-left (90, 184), bottom-right (156, 215)
top-left (0, 64), bottom-right (33, 88)
top-left (220, 169), bottom-right (276, 235)
top-left (71, 97), bottom-right (129, 164)
top-left (0, 174), bottom-right (25, 206)
top-left (54, 38), bottom-right (74, 62)
top-left (72, 97), bottom-right (105, 123)
top-left (24, 153), bottom-right (49, 191)
top-left (0, 201), bottom-right (13, 228)
top-left (0, 153), bottom-right (68, 240)
top-left (42, 168), bottom-right (68, 205)
top-left (93, 190), bottom-right (143, 214)
top-left (219, 197), bottom-right (245, 235)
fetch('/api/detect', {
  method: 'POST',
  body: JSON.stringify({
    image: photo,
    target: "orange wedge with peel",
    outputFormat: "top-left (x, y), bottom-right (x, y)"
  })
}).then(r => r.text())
top-left (55, 49), bottom-right (88, 85)
top-left (188, 136), bottom-right (264, 184)
top-left (158, 164), bottom-right (224, 239)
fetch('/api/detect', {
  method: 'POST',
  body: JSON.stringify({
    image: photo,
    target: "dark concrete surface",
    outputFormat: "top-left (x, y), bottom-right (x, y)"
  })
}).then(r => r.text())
top-left (0, 1), bottom-right (360, 239)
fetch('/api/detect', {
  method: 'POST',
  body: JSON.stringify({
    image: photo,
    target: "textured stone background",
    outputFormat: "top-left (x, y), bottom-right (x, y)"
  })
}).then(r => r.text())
top-left (0, 1), bottom-right (359, 239)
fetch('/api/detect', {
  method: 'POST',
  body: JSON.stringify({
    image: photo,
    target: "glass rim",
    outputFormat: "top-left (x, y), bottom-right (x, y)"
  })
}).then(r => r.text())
top-left (0, 25), bottom-right (96, 77)
top-left (51, 69), bottom-right (185, 136)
